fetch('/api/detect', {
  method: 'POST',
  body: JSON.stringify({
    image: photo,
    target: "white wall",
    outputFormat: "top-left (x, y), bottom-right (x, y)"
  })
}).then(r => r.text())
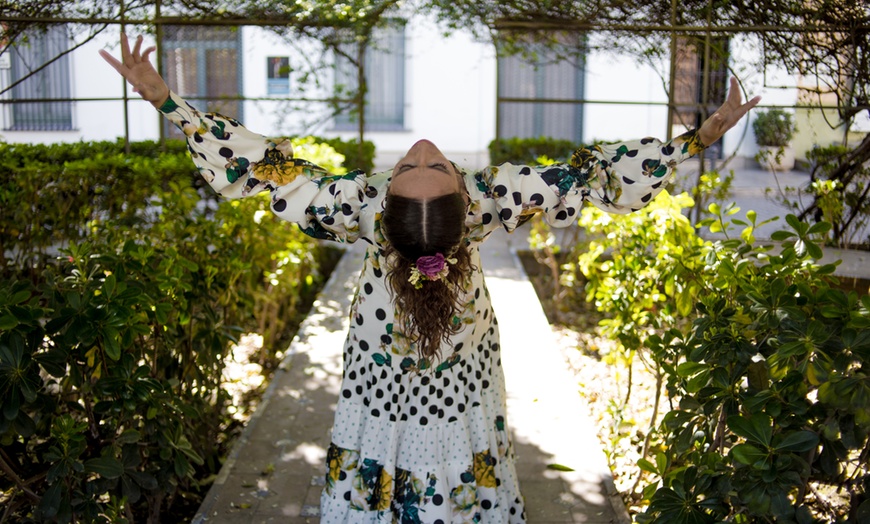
top-left (582, 51), bottom-right (671, 143)
top-left (0, 29), bottom-right (162, 144)
top-left (2, 21), bottom-right (766, 167)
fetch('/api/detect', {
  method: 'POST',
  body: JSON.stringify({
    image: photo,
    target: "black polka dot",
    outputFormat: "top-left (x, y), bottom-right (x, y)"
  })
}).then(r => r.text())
top-left (445, 397), bottom-right (454, 406)
top-left (421, 396), bottom-right (429, 406)
top-left (410, 406), bottom-right (418, 415)
top-left (355, 385), bottom-right (363, 394)
top-left (342, 389), bottom-right (352, 398)
top-left (493, 184), bottom-right (507, 197)
top-left (344, 491), bottom-right (351, 501)
top-left (349, 371), bottom-right (357, 380)
top-left (482, 213), bottom-right (493, 225)
top-left (359, 340), bottom-right (369, 351)
top-left (512, 191), bottom-right (523, 205)
top-left (482, 499), bottom-right (492, 510)
top-left (429, 405), bottom-right (438, 415)
top-left (641, 193), bottom-right (652, 202)
top-left (339, 471), bottom-right (347, 481)
top-left (433, 495), bottom-right (444, 506)
top-left (529, 193), bottom-right (544, 206)
top-left (341, 203), bottom-right (353, 215)
top-left (365, 186), bottom-right (378, 198)
top-left (500, 208), bottom-right (512, 221)
top-left (519, 166), bottom-right (531, 175)
top-left (356, 314), bottom-right (364, 325)
top-left (273, 199), bottom-right (287, 212)
top-left (322, 215), bottom-right (335, 225)
top-left (420, 416), bottom-right (428, 426)
top-left (372, 409), bottom-right (380, 417)
top-left (375, 308), bottom-right (386, 321)
top-left (555, 210), bottom-right (568, 221)
top-left (364, 283), bottom-right (373, 294)
top-left (381, 335), bottom-right (392, 344)
top-left (376, 389), bottom-right (384, 398)
top-left (218, 146), bottom-right (233, 158)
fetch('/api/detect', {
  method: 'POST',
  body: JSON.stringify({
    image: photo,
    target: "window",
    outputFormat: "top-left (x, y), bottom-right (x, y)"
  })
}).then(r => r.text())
top-left (5, 25), bottom-right (73, 131)
top-left (497, 36), bottom-right (586, 142)
top-left (334, 24), bottom-right (406, 131)
top-left (161, 26), bottom-right (242, 137)
top-left (672, 37), bottom-right (729, 159)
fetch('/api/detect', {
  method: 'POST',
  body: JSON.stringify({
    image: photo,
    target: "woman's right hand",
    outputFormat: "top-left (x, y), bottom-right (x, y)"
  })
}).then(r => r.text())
top-left (99, 33), bottom-right (170, 108)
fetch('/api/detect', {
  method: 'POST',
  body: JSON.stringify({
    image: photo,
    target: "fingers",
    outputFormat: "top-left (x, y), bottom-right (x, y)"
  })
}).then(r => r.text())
top-left (120, 32), bottom-right (131, 65)
top-left (99, 49), bottom-right (126, 76)
top-left (141, 46), bottom-right (156, 63)
top-left (132, 35), bottom-right (143, 63)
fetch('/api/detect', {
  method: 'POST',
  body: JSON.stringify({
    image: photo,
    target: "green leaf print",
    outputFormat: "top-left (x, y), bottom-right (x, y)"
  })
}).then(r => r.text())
top-left (372, 353), bottom-right (392, 366)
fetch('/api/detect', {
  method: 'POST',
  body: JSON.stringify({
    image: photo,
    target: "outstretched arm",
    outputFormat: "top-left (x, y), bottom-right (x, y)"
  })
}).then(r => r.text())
top-left (99, 34), bottom-right (170, 108)
top-left (698, 76), bottom-right (761, 147)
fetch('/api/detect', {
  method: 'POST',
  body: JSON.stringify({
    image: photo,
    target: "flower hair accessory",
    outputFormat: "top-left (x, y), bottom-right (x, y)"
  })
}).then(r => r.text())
top-left (408, 253), bottom-right (457, 289)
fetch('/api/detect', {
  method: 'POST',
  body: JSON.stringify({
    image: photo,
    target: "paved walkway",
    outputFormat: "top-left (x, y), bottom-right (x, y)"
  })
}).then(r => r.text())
top-left (192, 228), bottom-right (628, 523)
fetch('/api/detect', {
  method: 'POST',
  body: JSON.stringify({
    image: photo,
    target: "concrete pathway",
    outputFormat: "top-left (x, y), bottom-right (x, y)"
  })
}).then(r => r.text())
top-left (192, 232), bottom-right (628, 523)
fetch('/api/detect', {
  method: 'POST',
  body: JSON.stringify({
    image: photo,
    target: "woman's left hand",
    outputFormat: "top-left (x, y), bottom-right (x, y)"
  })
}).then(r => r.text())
top-left (698, 76), bottom-right (762, 147)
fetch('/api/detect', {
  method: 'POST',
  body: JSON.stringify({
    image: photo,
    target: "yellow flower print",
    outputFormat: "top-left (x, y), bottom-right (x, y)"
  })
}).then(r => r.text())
top-left (251, 161), bottom-right (306, 185)
top-left (684, 130), bottom-right (708, 156)
top-left (374, 469), bottom-right (393, 512)
top-left (473, 450), bottom-right (497, 488)
top-left (181, 120), bottom-right (209, 138)
top-left (450, 483), bottom-right (479, 515)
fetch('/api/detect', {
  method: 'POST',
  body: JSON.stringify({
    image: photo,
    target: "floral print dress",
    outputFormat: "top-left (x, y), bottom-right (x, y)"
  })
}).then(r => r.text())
top-left (158, 92), bottom-right (705, 523)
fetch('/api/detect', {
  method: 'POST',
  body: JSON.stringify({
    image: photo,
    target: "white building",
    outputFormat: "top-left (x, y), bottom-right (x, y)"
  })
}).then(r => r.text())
top-left (2, 15), bottom-right (814, 172)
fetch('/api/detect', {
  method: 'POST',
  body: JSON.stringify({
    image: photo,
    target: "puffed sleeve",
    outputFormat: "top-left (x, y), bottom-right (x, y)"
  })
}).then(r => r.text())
top-left (469, 130), bottom-right (706, 234)
top-left (158, 91), bottom-right (366, 243)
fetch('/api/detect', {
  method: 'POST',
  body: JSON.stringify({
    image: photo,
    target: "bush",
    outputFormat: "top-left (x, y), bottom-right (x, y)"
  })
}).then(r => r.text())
top-left (488, 136), bottom-right (578, 165)
top-left (570, 190), bottom-right (869, 522)
top-left (752, 108), bottom-right (797, 147)
top-left (0, 137), bottom-right (351, 522)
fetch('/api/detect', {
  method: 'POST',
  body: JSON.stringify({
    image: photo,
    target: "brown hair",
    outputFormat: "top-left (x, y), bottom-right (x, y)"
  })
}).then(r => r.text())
top-left (382, 192), bottom-right (473, 361)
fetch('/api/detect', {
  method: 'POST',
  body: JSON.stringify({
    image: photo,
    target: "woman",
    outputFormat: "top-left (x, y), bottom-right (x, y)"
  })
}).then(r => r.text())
top-left (101, 34), bottom-right (759, 523)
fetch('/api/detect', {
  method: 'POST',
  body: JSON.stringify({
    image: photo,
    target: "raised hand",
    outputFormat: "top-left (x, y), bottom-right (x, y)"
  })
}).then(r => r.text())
top-left (99, 34), bottom-right (170, 108)
top-left (698, 76), bottom-right (762, 147)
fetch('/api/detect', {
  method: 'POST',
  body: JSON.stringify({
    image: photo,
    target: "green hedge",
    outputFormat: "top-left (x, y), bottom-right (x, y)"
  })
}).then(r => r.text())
top-left (569, 192), bottom-right (870, 522)
top-left (0, 136), bottom-right (357, 522)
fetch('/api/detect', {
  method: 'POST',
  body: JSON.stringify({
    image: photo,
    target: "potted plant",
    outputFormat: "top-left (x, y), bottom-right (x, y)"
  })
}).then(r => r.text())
top-left (752, 108), bottom-right (797, 171)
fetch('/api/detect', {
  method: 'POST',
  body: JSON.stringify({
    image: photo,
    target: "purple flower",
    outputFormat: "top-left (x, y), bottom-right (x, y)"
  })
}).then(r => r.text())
top-left (415, 253), bottom-right (446, 278)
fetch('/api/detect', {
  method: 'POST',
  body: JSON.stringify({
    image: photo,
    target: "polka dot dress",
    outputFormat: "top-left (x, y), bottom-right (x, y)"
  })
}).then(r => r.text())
top-left (159, 91), bottom-right (705, 523)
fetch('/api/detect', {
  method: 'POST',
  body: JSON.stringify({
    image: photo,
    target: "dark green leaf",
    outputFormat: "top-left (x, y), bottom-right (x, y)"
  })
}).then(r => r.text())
top-left (84, 456), bottom-right (124, 479)
top-left (731, 443), bottom-right (767, 466)
top-left (546, 463), bottom-right (575, 472)
top-left (728, 413), bottom-right (773, 446)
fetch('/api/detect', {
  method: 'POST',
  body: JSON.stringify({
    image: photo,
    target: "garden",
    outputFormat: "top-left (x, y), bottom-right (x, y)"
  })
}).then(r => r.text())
top-left (0, 136), bottom-right (371, 522)
top-left (501, 134), bottom-right (870, 523)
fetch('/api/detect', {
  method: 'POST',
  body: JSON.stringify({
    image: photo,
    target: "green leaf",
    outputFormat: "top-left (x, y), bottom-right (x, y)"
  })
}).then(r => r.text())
top-left (116, 430), bottom-right (141, 444)
top-left (84, 456), bottom-right (124, 479)
top-left (103, 328), bottom-right (121, 361)
top-left (770, 231), bottom-right (795, 243)
top-left (0, 314), bottom-right (18, 331)
top-left (103, 273), bottom-right (116, 297)
top-left (38, 481), bottom-right (63, 518)
top-left (637, 458), bottom-right (658, 474)
top-left (775, 430), bottom-right (819, 453)
top-left (731, 443), bottom-right (767, 465)
top-left (728, 413), bottom-right (773, 446)
top-left (546, 463), bottom-right (575, 472)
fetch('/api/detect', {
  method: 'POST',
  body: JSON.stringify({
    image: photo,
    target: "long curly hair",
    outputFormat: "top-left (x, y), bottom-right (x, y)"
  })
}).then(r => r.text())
top-left (381, 192), bottom-right (473, 361)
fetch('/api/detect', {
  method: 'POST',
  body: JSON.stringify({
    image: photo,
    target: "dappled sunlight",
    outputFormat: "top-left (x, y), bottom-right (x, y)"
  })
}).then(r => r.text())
top-left (281, 442), bottom-right (328, 467)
